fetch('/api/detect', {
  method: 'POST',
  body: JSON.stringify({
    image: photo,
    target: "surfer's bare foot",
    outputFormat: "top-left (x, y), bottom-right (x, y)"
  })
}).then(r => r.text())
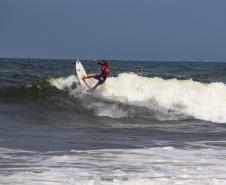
top-left (82, 76), bottom-right (86, 80)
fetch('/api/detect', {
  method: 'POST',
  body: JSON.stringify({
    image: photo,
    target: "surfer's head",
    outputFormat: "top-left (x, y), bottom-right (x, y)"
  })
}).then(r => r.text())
top-left (102, 60), bottom-right (109, 67)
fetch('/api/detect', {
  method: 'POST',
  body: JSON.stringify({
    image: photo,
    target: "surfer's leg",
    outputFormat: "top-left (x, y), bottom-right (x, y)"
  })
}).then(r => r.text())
top-left (82, 74), bottom-right (96, 80)
top-left (91, 83), bottom-right (99, 91)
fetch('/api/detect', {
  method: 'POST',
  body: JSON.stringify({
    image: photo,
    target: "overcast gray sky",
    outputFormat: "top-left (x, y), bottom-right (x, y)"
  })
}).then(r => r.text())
top-left (0, 0), bottom-right (226, 61)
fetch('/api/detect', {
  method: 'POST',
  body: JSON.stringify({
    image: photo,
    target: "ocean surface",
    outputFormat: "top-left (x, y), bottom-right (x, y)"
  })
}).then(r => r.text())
top-left (1, 58), bottom-right (226, 185)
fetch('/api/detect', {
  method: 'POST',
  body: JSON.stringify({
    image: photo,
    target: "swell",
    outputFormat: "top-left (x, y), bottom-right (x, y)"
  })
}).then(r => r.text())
top-left (0, 78), bottom-right (60, 102)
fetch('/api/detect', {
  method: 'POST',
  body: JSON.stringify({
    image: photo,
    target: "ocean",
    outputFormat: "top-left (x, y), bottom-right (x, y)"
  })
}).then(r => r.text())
top-left (0, 58), bottom-right (226, 185)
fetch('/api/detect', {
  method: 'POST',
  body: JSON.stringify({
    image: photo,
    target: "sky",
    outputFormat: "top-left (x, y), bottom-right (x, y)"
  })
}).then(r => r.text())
top-left (0, 0), bottom-right (226, 61)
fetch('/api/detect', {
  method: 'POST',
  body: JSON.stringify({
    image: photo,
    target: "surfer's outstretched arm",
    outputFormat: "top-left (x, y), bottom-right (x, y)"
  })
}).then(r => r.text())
top-left (92, 59), bottom-right (104, 66)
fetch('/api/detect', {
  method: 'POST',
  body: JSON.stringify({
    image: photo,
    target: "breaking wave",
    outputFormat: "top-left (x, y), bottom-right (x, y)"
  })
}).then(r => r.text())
top-left (50, 73), bottom-right (226, 123)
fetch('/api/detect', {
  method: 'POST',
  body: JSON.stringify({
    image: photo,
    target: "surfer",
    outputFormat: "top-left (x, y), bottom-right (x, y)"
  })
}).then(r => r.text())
top-left (82, 60), bottom-right (110, 91)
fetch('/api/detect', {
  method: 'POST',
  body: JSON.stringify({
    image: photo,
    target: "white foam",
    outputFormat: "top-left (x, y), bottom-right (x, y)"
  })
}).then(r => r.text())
top-left (1, 146), bottom-right (226, 185)
top-left (96, 73), bottom-right (226, 123)
top-left (50, 73), bottom-right (226, 123)
top-left (49, 75), bottom-right (78, 90)
top-left (87, 102), bottom-right (129, 118)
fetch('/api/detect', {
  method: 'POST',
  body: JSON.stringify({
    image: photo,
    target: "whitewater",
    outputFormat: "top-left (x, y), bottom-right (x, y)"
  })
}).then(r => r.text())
top-left (50, 73), bottom-right (226, 123)
top-left (1, 146), bottom-right (226, 185)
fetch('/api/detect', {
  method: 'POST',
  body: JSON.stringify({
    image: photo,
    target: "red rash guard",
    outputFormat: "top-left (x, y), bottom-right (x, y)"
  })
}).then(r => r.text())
top-left (97, 62), bottom-right (110, 81)
top-left (101, 65), bottom-right (110, 79)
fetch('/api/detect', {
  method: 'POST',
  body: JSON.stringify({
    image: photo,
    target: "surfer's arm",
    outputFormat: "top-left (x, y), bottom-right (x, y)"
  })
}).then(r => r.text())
top-left (92, 59), bottom-right (100, 64)
top-left (97, 61), bottom-right (104, 66)
top-left (92, 60), bottom-right (104, 66)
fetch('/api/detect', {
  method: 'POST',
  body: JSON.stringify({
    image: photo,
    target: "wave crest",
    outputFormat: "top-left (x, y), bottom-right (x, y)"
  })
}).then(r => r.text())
top-left (50, 73), bottom-right (226, 123)
top-left (97, 73), bottom-right (226, 123)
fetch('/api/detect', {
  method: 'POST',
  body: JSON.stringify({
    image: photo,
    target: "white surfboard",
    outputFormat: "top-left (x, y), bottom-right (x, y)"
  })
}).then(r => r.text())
top-left (75, 60), bottom-right (92, 91)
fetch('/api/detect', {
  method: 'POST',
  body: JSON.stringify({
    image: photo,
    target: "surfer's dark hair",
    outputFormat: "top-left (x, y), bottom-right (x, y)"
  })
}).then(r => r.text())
top-left (102, 60), bottom-right (109, 67)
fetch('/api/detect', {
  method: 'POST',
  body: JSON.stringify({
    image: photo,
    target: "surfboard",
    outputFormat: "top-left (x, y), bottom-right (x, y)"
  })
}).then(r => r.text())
top-left (75, 60), bottom-right (92, 91)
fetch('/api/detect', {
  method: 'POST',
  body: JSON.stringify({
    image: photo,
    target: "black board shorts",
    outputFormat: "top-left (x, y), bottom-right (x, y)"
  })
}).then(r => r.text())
top-left (95, 75), bottom-right (106, 85)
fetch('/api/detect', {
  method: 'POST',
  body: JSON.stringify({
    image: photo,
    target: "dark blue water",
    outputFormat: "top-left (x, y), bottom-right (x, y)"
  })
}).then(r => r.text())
top-left (1, 58), bottom-right (226, 184)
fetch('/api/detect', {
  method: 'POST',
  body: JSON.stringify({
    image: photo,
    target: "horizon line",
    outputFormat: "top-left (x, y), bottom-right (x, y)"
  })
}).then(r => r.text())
top-left (0, 57), bottom-right (226, 63)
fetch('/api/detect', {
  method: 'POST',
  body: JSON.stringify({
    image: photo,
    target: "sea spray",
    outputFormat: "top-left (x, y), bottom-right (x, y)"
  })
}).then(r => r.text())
top-left (50, 73), bottom-right (226, 123)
